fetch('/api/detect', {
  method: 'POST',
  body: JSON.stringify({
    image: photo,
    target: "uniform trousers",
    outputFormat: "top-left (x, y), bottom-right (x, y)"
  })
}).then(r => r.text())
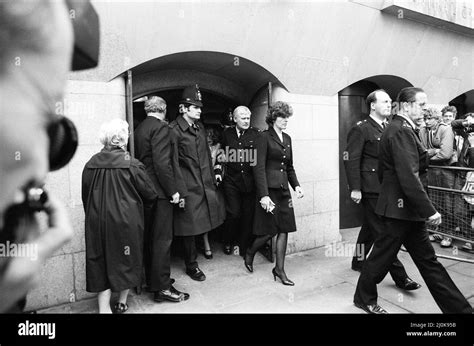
top-left (145, 199), bottom-right (173, 292)
top-left (352, 195), bottom-right (408, 284)
top-left (354, 217), bottom-right (472, 313)
top-left (222, 179), bottom-right (255, 255)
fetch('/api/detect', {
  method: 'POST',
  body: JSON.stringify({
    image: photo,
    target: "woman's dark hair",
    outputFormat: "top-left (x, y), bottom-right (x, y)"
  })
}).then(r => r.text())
top-left (396, 87), bottom-right (424, 103)
top-left (205, 125), bottom-right (222, 146)
top-left (266, 101), bottom-right (293, 126)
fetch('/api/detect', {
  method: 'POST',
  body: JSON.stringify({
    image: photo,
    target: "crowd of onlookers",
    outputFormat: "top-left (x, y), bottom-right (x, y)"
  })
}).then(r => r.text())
top-left (418, 105), bottom-right (474, 252)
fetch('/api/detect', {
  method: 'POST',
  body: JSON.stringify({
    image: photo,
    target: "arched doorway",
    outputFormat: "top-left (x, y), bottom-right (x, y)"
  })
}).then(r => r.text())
top-left (448, 90), bottom-right (474, 117)
top-left (338, 75), bottom-right (412, 229)
top-left (128, 51), bottom-right (285, 130)
top-left (126, 51), bottom-right (287, 261)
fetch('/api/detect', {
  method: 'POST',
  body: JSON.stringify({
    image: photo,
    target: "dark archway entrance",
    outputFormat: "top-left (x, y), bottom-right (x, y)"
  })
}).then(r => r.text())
top-left (449, 90), bottom-right (474, 117)
top-left (338, 75), bottom-right (412, 229)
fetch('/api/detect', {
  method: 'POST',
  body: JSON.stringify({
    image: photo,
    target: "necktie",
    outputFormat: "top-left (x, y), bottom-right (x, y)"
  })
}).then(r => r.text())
top-left (192, 123), bottom-right (199, 132)
top-left (381, 122), bottom-right (387, 130)
top-left (238, 130), bottom-right (244, 138)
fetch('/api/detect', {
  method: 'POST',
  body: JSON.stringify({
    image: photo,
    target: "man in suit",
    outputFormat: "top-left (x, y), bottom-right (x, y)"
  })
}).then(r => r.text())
top-left (344, 89), bottom-right (420, 291)
top-left (221, 106), bottom-right (259, 256)
top-left (134, 96), bottom-right (189, 303)
top-left (353, 87), bottom-right (472, 314)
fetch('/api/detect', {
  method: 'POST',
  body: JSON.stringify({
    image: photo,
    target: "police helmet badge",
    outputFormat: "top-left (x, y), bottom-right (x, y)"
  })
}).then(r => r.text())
top-left (180, 84), bottom-right (203, 107)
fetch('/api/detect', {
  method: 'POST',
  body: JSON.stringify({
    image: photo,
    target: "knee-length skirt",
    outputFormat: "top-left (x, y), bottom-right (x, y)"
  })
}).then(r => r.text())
top-left (253, 188), bottom-right (297, 236)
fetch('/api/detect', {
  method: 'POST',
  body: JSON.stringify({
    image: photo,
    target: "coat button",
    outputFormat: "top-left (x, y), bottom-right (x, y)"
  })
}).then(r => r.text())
top-left (239, 142), bottom-right (242, 145)
top-left (372, 169), bottom-right (375, 172)
top-left (283, 149), bottom-right (286, 152)
top-left (280, 169), bottom-right (283, 172)
top-left (283, 155), bottom-right (286, 158)
top-left (241, 163), bottom-right (243, 166)
top-left (241, 170), bottom-right (244, 173)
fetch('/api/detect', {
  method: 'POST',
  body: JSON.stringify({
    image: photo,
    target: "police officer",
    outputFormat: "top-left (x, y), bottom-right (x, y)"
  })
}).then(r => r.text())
top-left (221, 106), bottom-right (259, 256)
top-left (169, 85), bottom-right (224, 281)
top-left (353, 87), bottom-right (473, 314)
top-left (134, 96), bottom-right (189, 302)
top-left (344, 89), bottom-right (420, 291)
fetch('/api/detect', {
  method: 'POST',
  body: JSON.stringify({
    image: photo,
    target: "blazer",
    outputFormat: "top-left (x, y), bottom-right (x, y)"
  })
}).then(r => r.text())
top-left (134, 116), bottom-right (177, 199)
top-left (344, 116), bottom-right (384, 194)
top-left (253, 127), bottom-right (300, 199)
top-left (375, 115), bottom-right (437, 221)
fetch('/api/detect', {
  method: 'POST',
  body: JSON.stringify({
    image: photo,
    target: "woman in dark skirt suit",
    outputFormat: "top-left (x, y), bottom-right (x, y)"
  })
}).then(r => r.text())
top-left (244, 101), bottom-right (304, 285)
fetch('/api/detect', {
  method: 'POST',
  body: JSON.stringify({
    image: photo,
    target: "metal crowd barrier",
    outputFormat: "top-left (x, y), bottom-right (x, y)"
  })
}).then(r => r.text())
top-left (423, 165), bottom-right (474, 264)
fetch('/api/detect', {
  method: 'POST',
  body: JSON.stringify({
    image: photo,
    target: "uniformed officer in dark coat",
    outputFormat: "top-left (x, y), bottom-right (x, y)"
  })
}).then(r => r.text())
top-left (344, 89), bottom-right (420, 291)
top-left (134, 96), bottom-right (189, 303)
top-left (354, 87), bottom-right (473, 314)
top-left (221, 106), bottom-right (259, 256)
top-left (169, 85), bottom-right (225, 281)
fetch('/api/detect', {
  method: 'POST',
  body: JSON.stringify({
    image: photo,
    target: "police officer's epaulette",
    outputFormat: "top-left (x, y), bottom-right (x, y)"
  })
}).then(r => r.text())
top-left (356, 120), bottom-right (367, 126)
top-left (168, 121), bottom-right (178, 128)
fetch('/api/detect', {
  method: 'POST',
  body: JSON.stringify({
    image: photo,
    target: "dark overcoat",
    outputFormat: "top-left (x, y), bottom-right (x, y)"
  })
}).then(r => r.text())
top-left (81, 147), bottom-right (157, 292)
top-left (169, 116), bottom-right (224, 236)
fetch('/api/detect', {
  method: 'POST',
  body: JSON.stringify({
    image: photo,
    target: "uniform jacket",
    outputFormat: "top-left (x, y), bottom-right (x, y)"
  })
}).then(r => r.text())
top-left (220, 126), bottom-right (259, 193)
top-left (419, 121), bottom-right (454, 164)
top-left (169, 116), bottom-right (224, 236)
top-left (134, 116), bottom-right (177, 199)
top-left (344, 116), bottom-right (384, 194)
top-left (375, 115), bottom-right (437, 221)
top-left (253, 127), bottom-right (300, 199)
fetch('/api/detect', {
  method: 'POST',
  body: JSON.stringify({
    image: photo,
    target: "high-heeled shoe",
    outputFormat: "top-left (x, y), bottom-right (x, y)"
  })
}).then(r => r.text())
top-left (244, 251), bottom-right (254, 273)
top-left (272, 268), bottom-right (294, 286)
top-left (204, 249), bottom-right (213, 260)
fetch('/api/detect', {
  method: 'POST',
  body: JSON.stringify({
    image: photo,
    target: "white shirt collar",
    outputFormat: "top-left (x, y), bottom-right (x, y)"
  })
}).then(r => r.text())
top-left (397, 114), bottom-right (416, 130)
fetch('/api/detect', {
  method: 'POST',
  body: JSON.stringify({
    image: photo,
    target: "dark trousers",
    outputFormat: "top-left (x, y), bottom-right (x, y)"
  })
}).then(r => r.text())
top-left (354, 217), bottom-right (472, 313)
top-left (146, 199), bottom-right (172, 292)
top-left (182, 236), bottom-right (198, 271)
top-left (222, 180), bottom-right (255, 255)
top-left (352, 196), bottom-right (408, 284)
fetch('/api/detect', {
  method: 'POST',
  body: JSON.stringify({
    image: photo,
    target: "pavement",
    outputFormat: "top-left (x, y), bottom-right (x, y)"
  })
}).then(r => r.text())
top-left (38, 228), bottom-right (474, 314)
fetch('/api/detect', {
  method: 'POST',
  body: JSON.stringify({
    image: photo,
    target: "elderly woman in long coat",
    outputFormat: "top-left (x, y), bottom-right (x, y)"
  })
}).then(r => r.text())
top-left (169, 85), bottom-right (224, 281)
top-left (82, 119), bottom-right (157, 313)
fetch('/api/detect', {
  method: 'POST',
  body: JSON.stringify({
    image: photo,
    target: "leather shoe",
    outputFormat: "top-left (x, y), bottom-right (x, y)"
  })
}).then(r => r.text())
top-left (396, 277), bottom-right (421, 291)
top-left (223, 245), bottom-right (232, 255)
top-left (354, 301), bottom-right (388, 314)
top-left (154, 285), bottom-right (190, 303)
top-left (186, 267), bottom-right (206, 281)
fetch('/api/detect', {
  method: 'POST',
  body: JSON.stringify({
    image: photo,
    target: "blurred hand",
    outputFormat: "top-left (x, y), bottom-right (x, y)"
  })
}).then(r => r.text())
top-left (170, 192), bottom-right (180, 204)
top-left (295, 186), bottom-right (304, 199)
top-left (0, 194), bottom-right (73, 312)
top-left (215, 174), bottom-right (222, 186)
top-left (427, 212), bottom-right (442, 226)
top-left (351, 190), bottom-right (362, 204)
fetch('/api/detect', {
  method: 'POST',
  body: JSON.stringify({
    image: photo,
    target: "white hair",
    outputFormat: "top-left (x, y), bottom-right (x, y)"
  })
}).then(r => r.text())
top-left (233, 105), bottom-right (251, 118)
top-left (99, 119), bottom-right (129, 148)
